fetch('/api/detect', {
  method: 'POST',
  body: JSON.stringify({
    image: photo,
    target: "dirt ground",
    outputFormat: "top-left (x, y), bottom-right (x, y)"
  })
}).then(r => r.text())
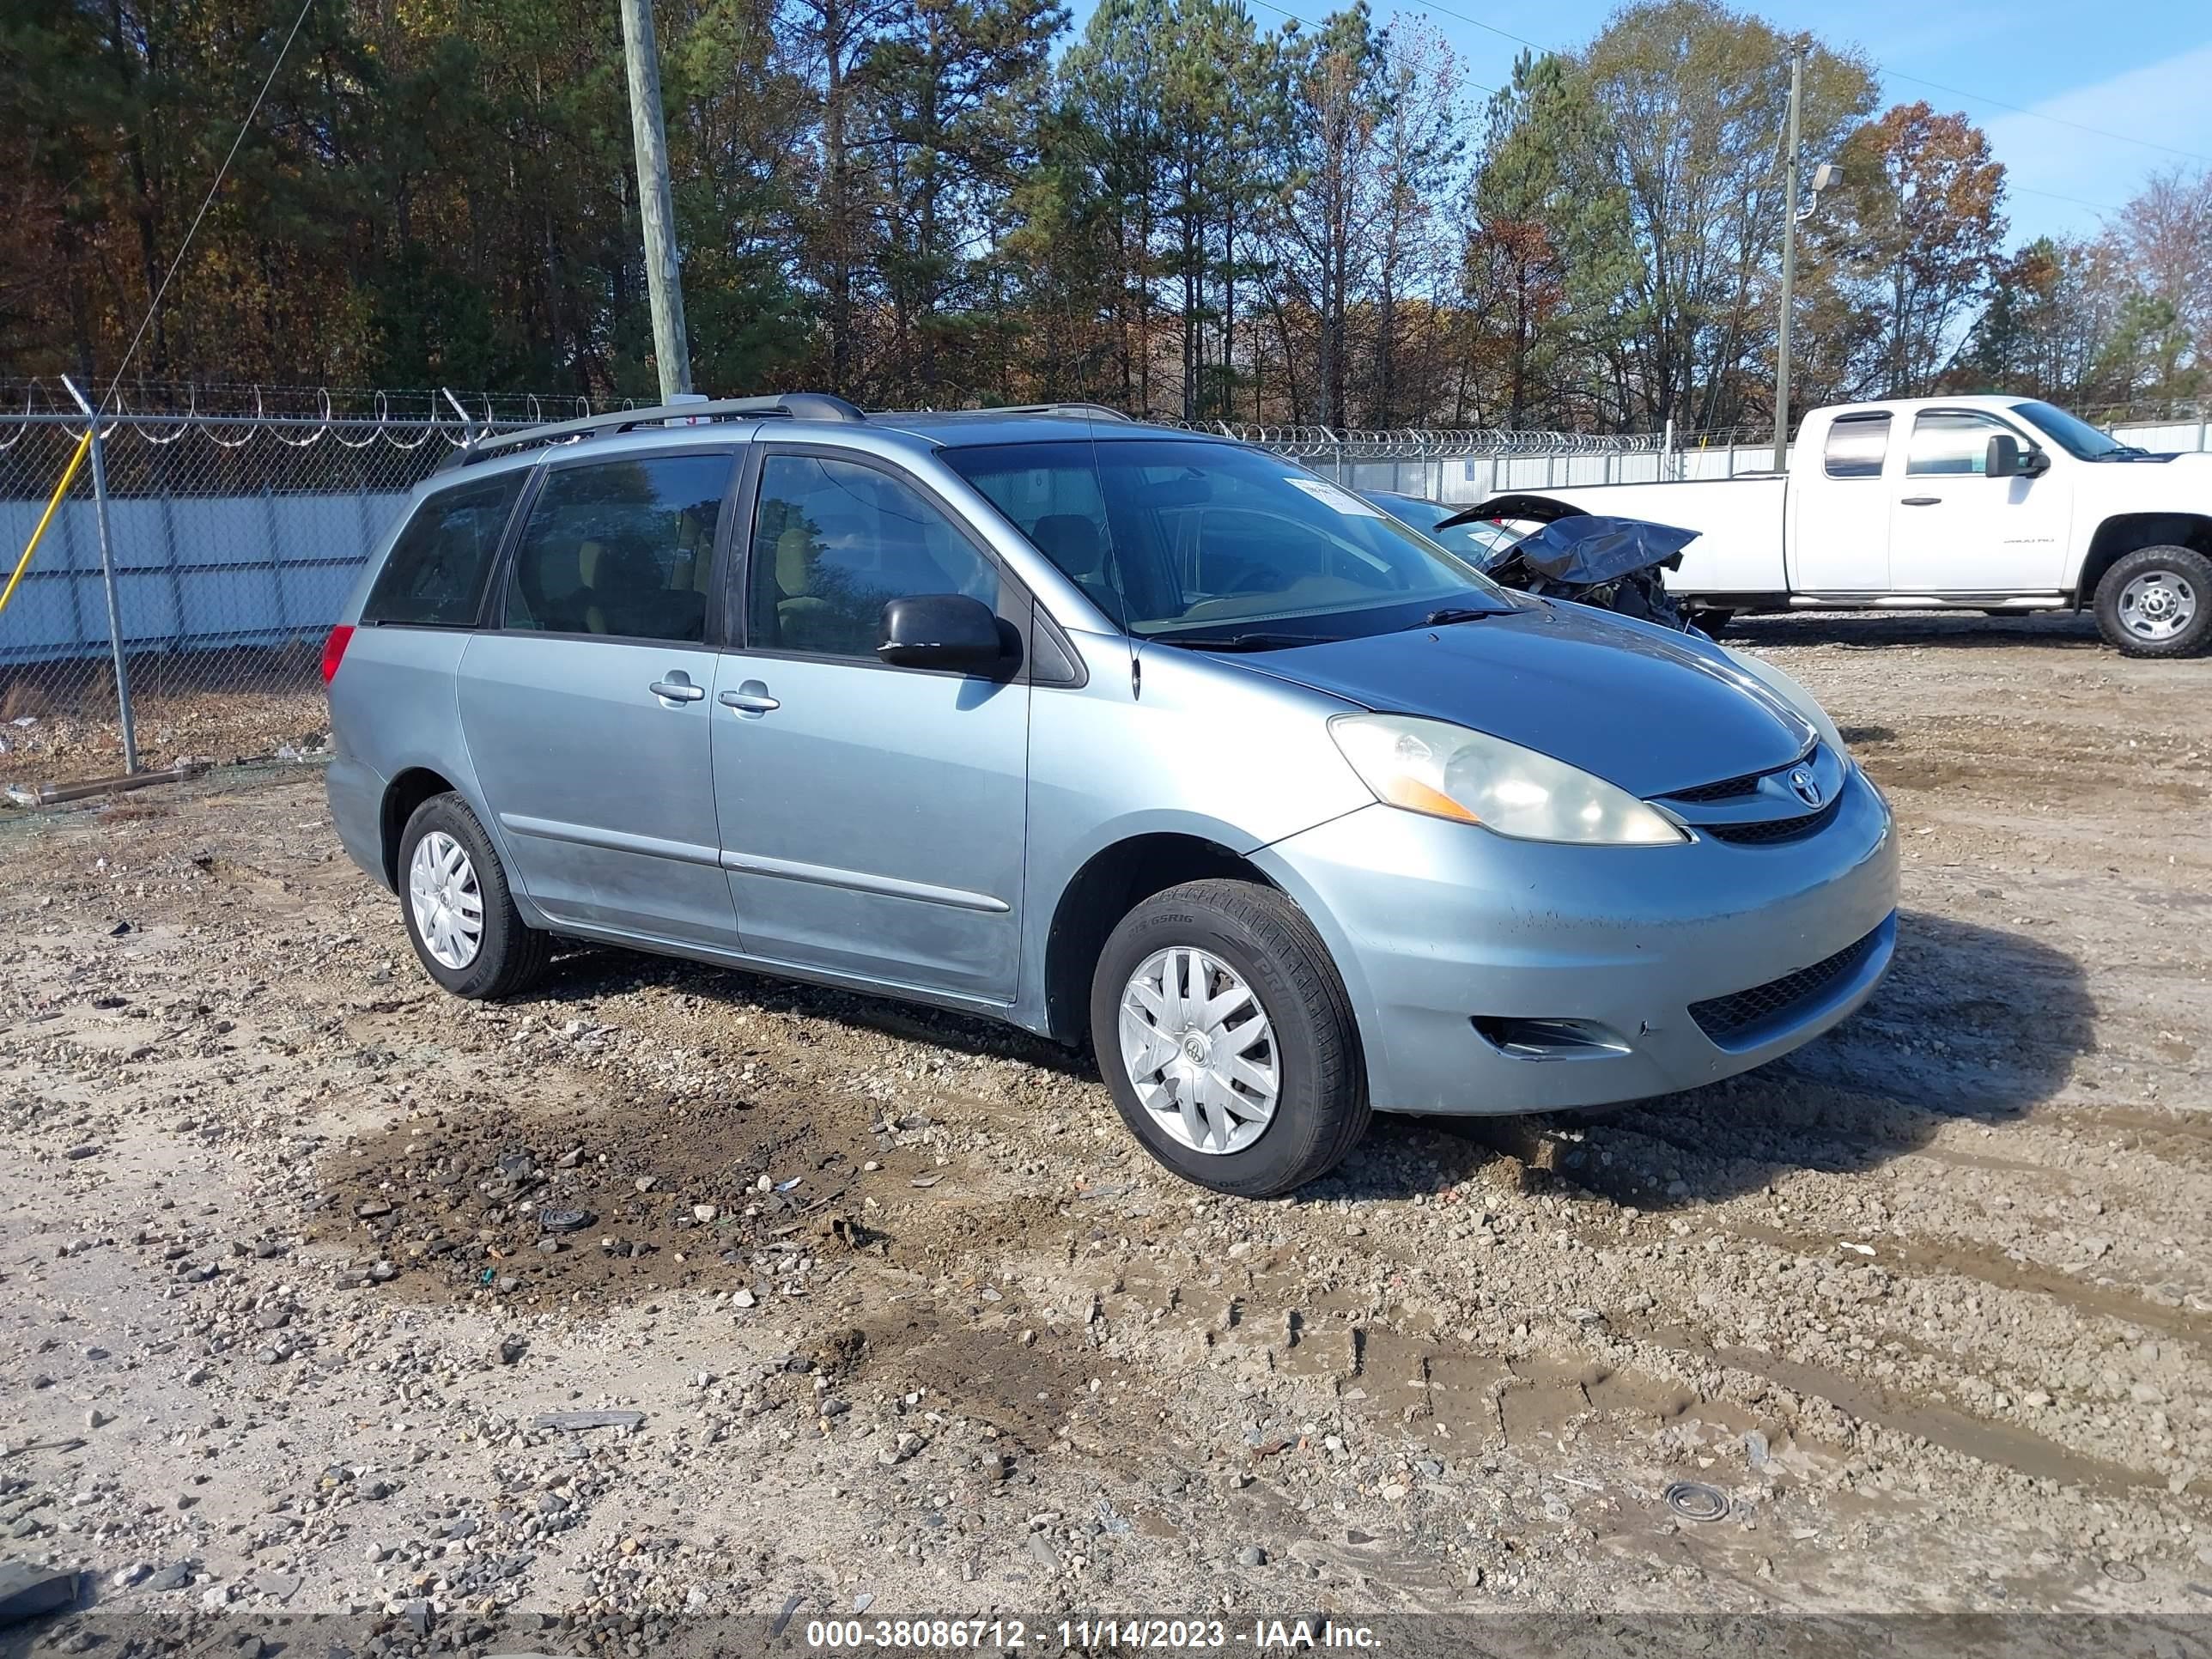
top-left (3, 611), bottom-right (2209, 1651)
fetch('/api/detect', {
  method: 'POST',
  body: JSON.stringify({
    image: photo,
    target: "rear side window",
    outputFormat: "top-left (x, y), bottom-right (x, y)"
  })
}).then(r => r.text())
top-left (1823, 414), bottom-right (1890, 479)
top-left (362, 471), bottom-right (524, 627)
top-left (501, 454), bottom-right (732, 643)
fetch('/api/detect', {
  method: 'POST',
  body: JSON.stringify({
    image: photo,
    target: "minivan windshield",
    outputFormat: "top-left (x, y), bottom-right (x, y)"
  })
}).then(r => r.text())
top-left (943, 438), bottom-right (1516, 646)
top-left (2011, 401), bottom-right (2142, 460)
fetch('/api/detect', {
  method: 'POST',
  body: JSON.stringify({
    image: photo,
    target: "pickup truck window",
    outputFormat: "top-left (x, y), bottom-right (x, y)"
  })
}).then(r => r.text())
top-left (1824, 414), bottom-right (1891, 479)
top-left (1907, 410), bottom-right (2013, 477)
top-left (2014, 401), bottom-right (2136, 461)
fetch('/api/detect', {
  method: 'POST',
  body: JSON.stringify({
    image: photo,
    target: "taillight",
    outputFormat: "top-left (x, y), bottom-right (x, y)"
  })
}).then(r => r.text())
top-left (320, 623), bottom-right (355, 684)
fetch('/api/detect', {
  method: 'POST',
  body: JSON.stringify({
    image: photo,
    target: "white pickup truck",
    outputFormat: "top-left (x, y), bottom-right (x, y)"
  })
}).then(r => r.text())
top-left (1506, 394), bottom-right (2212, 657)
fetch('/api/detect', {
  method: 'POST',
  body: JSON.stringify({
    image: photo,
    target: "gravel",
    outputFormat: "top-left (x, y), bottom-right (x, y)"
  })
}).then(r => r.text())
top-left (0, 611), bottom-right (2206, 1634)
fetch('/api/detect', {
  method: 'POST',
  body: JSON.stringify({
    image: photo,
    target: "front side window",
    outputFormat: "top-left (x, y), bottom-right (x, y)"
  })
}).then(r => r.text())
top-left (1824, 413), bottom-right (1891, 479)
top-left (945, 438), bottom-right (1513, 646)
top-left (362, 471), bottom-right (524, 627)
top-left (749, 453), bottom-right (1000, 659)
top-left (1906, 410), bottom-right (2014, 477)
top-left (501, 453), bottom-right (731, 642)
top-left (2013, 400), bottom-right (2132, 460)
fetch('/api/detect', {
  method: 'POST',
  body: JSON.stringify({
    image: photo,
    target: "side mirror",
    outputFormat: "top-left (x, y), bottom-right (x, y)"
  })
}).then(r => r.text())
top-left (1987, 434), bottom-right (2049, 479)
top-left (877, 592), bottom-right (1010, 675)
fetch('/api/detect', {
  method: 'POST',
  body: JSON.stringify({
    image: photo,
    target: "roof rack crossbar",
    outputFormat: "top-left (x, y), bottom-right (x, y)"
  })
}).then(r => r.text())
top-left (434, 392), bottom-right (866, 471)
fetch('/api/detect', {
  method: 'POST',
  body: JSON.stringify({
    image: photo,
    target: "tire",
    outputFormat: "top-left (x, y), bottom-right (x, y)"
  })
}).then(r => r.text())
top-left (1090, 878), bottom-right (1369, 1197)
top-left (397, 791), bottom-right (553, 1000)
top-left (2094, 545), bottom-right (2212, 659)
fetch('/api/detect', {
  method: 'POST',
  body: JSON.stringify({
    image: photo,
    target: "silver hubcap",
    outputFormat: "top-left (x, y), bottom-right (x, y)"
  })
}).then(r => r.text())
top-left (2118, 570), bottom-right (2197, 641)
top-left (1117, 948), bottom-right (1279, 1155)
top-left (408, 831), bottom-right (483, 970)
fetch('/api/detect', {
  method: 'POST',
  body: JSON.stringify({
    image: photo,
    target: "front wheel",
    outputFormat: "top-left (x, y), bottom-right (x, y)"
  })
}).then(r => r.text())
top-left (1090, 879), bottom-right (1369, 1197)
top-left (2094, 545), bottom-right (2212, 658)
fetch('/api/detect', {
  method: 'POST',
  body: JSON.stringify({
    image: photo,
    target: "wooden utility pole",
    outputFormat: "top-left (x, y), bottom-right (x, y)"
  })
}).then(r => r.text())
top-left (1773, 43), bottom-right (1804, 473)
top-left (619, 0), bottom-right (693, 400)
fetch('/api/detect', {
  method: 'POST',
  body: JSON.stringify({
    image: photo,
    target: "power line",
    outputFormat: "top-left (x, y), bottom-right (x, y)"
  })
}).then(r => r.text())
top-left (2009, 184), bottom-right (2124, 215)
top-left (1401, 0), bottom-right (1542, 55)
top-left (1880, 69), bottom-right (2212, 169)
top-left (1246, 0), bottom-right (1499, 94)
top-left (103, 0), bottom-right (319, 413)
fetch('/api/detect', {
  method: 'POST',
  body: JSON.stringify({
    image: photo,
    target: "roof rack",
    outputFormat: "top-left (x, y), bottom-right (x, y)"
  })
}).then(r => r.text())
top-left (434, 392), bottom-right (866, 471)
top-left (878, 402), bottom-right (1134, 424)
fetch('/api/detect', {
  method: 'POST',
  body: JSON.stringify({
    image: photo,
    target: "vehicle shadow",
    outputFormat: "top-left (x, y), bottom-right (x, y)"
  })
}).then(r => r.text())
top-left (1374, 907), bottom-right (2092, 1210)
top-left (527, 940), bottom-right (1098, 1079)
top-left (1725, 611), bottom-right (2103, 651)
top-left (520, 908), bottom-right (2087, 1213)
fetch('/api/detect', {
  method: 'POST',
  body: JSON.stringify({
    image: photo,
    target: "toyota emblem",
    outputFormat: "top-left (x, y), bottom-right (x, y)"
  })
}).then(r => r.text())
top-left (1788, 766), bottom-right (1823, 808)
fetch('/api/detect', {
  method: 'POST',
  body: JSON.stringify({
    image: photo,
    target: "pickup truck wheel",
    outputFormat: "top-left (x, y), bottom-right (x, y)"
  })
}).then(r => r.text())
top-left (2095, 546), bottom-right (2212, 658)
top-left (1091, 879), bottom-right (1370, 1198)
top-left (398, 793), bottom-right (554, 1000)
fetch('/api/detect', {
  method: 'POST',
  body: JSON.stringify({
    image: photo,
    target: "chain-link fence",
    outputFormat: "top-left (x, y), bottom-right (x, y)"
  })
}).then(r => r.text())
top-left (0, 390), bottom-right (547, 794)
top-left (4, 386), bottom-right (2206, 794)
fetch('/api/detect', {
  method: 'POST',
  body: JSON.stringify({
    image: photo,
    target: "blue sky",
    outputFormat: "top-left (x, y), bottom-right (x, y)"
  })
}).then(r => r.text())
top-left (1062, 0), bottom-right (2212, 248)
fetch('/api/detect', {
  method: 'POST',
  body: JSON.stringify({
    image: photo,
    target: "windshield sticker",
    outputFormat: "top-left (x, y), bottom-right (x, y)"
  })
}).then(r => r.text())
top-left (1284, 477), bottom-right (1382, 516)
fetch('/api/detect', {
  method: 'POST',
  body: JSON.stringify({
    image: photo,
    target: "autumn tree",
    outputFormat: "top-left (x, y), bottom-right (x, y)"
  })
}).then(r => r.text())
top-left (1818, 100), bottom-right (2007, 397)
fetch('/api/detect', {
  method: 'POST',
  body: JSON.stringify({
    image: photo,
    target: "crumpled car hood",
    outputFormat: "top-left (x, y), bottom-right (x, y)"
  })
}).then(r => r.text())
top-left (1494, 514), bottom-right (1700, 583)
top-left (1234, 603), bottom-right (1814, 798)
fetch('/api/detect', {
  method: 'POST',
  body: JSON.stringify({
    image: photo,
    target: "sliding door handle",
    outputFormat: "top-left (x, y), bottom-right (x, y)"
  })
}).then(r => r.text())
top-left (649, 673), bottom-right (706, 703)
top-left (1900, 495), bottom-right (1942, 507)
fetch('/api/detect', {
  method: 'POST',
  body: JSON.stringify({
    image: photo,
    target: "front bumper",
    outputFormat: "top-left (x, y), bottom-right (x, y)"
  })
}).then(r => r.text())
top-left (1255, 764), bottom-right (1899, 1114)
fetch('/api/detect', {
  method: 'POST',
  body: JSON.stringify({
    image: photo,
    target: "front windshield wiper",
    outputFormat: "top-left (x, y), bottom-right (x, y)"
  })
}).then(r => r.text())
top-left (1422, 606), bottom-right (1499, 626)
top-left (1160, 630), bottom-right (1332, 652)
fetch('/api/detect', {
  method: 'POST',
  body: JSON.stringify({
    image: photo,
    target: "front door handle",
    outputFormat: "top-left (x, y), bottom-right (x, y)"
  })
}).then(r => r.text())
top-left (650, 672), bottom-right (706, 703)
top-left (1900, 495), bottom-right (1942, 507)
top-left (719, 681), bottom-right (780, 715)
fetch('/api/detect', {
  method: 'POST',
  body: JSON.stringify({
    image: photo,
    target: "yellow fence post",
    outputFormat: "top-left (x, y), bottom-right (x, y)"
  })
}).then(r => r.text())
top-left (0, 428), bottom-right (93, 620)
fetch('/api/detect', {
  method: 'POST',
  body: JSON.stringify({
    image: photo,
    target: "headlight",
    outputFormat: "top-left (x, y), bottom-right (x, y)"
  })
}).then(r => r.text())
top-left (1328, 714), bottom-right (1686, 845)
top-left (1721, 648), bottom-right (1844, 756)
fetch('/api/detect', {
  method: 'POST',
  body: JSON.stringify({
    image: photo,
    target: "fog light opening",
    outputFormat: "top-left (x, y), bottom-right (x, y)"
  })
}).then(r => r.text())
top-left (1470, 1016), bottom-right (1632, 1060)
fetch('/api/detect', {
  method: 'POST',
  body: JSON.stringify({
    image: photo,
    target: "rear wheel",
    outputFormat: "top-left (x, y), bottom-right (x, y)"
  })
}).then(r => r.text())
top-left (1090, 879), bottom-right (1368, 1197)
top-left (398, 792), bottom-right (553, 999)
top-left (2094, 545), bottom-right (2212, 658)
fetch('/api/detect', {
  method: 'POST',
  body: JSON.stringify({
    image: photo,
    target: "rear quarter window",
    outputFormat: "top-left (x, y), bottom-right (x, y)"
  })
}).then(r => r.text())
top-left (1823, 413), bottom-right (1891, 479)
top-left (363, 471), bottom-right (526, 627)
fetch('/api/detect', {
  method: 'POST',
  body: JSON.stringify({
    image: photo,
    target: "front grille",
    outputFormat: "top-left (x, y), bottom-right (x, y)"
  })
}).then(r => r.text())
top-left (1698, 793), bottom-right (1843, 845)
top-left (1662, 766), bottom-right (1771, 804)
top-left (1689, 924), bottom-right (1886, 1043)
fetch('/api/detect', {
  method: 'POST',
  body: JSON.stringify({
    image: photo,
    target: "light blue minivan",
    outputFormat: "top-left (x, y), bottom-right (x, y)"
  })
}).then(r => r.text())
top-left (322, 395), bottom-right (1897, 1195)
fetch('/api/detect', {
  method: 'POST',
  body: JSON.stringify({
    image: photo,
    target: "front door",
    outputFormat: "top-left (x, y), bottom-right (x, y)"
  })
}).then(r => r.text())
top-left (457, 448), bottom-right (742, 948)
top-left (1888, 408), bottom-right (2071, 592)
top-left (710, 447), bottom-right (1029, 1001)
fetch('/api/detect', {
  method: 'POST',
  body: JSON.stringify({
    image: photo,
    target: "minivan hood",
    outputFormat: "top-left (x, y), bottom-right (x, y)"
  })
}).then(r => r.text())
top-left (1229, 603), bottom-right (1814, 798)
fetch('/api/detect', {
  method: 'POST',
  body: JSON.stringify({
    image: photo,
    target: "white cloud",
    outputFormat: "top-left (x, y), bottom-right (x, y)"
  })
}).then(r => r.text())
top-left (1956, 39), bottom-right (2212, 244)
